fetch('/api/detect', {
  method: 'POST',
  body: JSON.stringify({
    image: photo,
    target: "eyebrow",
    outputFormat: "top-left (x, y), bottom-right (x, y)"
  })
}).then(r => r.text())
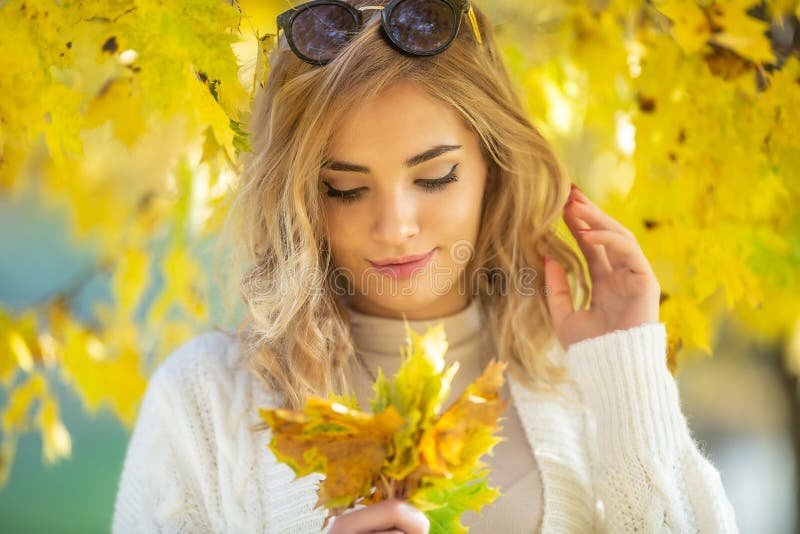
top-left (321, 144), bottom-right (462, 173)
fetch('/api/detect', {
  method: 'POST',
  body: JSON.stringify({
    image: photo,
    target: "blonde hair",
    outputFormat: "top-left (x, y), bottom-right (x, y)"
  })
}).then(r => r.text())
top-left (229, 4), bottom-right (589, 409)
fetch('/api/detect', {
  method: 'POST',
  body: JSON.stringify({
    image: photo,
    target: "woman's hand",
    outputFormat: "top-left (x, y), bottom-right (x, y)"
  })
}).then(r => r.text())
top-left (328, 498), bottom-right (430, 534)
top-left (544, 183), bottom-right (661, 349)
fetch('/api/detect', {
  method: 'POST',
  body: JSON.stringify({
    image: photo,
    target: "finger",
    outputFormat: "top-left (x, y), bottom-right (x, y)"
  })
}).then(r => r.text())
top-left (568, 186), bottom-right (637, 242)
top-left (543, 256), bottom-right (574, 330)
top-left (563, 199), bottom-right (613, 278)
top-left (579, 229), bottom-right (651, 275)
top-left (331, 499), bottom-right (429, 534)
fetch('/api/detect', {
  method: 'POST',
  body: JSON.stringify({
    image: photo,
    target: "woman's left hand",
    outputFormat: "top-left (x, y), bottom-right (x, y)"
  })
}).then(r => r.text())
top-left (544, 183), bottom-right (661, 349)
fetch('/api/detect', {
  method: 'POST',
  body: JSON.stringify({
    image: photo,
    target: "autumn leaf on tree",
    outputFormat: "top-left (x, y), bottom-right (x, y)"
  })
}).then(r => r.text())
top-left (259, 323), bottom-right (508, 533)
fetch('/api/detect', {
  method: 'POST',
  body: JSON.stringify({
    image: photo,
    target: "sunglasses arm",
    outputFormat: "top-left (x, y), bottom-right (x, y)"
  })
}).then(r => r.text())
top-left (467, 4), bottom-right (483, 46)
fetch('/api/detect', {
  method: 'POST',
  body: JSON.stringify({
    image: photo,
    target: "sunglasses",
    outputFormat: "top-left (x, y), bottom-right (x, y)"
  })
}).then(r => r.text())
top-left (276, 0), bottom-right (483, 66)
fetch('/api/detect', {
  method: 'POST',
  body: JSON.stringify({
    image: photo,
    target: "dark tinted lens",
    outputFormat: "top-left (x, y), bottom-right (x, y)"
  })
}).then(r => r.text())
top-left (291, 4), bottom-right (357, 63)
top-left (386, 0), bottom-right (456, 53)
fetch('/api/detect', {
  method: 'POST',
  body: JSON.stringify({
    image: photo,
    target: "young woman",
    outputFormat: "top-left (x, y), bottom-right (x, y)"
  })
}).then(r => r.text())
top-left (113, 1), bottom-right (738, 532)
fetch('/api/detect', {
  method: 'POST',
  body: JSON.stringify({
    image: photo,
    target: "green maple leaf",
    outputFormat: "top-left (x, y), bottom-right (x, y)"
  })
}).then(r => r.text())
top-left (411, 472), bottom-right (501, 534)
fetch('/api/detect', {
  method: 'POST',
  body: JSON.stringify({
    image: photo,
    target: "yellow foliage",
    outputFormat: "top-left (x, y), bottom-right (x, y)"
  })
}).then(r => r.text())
top-left (496, 0), bottom-right (800, 365)
top-left (2, 374), bottom-right (46, 435)
top-left (112, 248), bottom-right (151, 315)
top-left (656, 0), bottom-right (775, 63)
top-left (0, 310), bottom-right (42, 383)
top-left (711, 0), bottom-right (775, 63)
top-left (51, 307), bottom-right (149, 426)
top-left (657, 0), bottom-right (712, 54)
top-left (260, 324), bottom-right (505, 533)
top-left (0, 0), bottom-right (271, 485)
top-left (8, 333), bottom-right (34, 373)
top-left (37, 395), bottom-right (72, 463)
top-left (148, 246), bottom-right (208, 327)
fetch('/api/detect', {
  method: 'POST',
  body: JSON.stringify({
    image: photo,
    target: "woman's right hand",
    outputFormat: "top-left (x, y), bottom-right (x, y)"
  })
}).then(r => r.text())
top-left (328, 498), bottom-right (430, 534)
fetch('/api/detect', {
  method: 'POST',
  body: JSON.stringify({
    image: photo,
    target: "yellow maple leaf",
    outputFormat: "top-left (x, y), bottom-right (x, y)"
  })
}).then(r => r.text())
top-left (657, 0), bottom-right (713, 54)
top-left (419, 360), bottom-right (509, 479)
top-left (708, 0), bottom-right (775, 64)
top-left (656, 0), bottom-right (775, 64)
top-left (260, 398), bottom-right (405, 510)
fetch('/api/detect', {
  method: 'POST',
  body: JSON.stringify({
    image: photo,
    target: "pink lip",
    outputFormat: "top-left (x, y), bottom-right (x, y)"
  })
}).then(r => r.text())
top-left (370, 249), bottom-right (436, 266)
top-left (368, 248), bottom-right (436, 279)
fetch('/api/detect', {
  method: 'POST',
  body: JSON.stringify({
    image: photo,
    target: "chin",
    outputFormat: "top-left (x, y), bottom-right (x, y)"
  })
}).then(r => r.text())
top-left (359, 290), bottom-right (456, 320)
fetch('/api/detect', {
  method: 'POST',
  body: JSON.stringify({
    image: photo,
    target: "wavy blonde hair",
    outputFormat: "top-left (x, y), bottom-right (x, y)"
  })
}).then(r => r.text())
top-left (229, 3), bottom-right (589, 409)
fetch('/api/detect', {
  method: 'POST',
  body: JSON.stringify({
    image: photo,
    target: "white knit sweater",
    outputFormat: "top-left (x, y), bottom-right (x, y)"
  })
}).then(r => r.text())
top-left (112, 323), bottom-right (738, 533)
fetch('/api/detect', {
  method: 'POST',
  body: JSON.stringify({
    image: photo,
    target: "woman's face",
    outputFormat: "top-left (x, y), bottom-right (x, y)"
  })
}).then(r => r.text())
top-left (323, 81), bottom-right (488, 320)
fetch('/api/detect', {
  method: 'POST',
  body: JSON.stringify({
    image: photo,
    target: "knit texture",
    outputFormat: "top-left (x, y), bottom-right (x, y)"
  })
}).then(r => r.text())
top-left (562, 323), bottom-right (738, 533)
top-left (112, 323), bottom-right (738, 533)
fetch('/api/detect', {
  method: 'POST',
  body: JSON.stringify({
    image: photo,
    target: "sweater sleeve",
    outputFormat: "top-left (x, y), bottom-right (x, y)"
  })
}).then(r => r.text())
top-left (111, 363), bottom-right (212, 533)
top-left (563, 322), bottom-right (738, 533)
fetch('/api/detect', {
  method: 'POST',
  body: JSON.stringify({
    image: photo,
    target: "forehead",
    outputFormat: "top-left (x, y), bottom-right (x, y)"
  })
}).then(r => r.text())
top-left (327, 82), bottom-right (471, 162)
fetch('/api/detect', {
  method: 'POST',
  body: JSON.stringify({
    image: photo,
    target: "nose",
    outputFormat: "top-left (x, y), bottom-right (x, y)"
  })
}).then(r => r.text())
top-left (371, 188), bottom-right (419, 245)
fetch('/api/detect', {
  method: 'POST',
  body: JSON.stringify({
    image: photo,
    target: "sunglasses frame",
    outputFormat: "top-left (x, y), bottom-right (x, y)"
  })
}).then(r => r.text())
top-left (277, 0), bottom-right (482, 66)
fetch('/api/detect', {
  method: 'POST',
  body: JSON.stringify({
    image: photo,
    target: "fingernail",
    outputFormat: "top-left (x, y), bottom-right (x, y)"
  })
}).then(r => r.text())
top-left (569, 184), bottom-right (586, 203)
top-left (564, 196), bottom-right (584, 208)
top-left (544, 255), bottom-right (552, 264)
top-left (578, 228), bottom-right (591, 233)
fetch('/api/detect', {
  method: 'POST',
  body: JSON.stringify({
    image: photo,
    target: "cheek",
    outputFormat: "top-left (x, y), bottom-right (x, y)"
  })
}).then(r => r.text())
top-left (464, 169), bottom-right (488, 226)
top-left (430, 177), bottom-right (485, 231)
top-left (325, 204), bottom-right (366, 264)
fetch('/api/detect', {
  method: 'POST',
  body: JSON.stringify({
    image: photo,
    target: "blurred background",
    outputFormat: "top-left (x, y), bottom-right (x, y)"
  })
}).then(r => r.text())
top-left (1, 0), bottom-right (798, 532)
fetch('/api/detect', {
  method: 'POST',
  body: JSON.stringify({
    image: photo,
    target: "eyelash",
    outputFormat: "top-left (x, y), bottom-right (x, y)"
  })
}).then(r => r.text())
top-left (322, 164), bottom-right (459, 204)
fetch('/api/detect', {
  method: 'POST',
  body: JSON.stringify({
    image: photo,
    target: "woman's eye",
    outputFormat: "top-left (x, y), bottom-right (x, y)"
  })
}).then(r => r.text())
top-left (321, 164), bottom-right (459, 203)
top-left (417, 163), bottom-right (459, 193)
top-left (322, 181), bottom-right (363, 203)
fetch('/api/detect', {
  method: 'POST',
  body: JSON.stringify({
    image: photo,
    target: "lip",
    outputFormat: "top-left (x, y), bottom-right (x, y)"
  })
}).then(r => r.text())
top-left (368, 248), bottom-right (436, 279)
top-left (370, 249), bottom-right (436, 267)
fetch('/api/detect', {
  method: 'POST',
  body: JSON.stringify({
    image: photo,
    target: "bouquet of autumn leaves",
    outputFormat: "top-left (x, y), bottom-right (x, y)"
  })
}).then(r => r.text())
top-left (259, 323), bottom-right (509, 533)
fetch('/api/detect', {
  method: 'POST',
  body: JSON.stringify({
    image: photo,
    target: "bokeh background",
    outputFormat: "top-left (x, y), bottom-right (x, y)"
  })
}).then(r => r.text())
top-left (1, 0), bottom-right (798, 532)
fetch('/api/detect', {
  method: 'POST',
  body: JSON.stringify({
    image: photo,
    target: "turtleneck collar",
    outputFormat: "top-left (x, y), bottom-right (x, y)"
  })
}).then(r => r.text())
top-left (341, 297), bottom-right (485, 357)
